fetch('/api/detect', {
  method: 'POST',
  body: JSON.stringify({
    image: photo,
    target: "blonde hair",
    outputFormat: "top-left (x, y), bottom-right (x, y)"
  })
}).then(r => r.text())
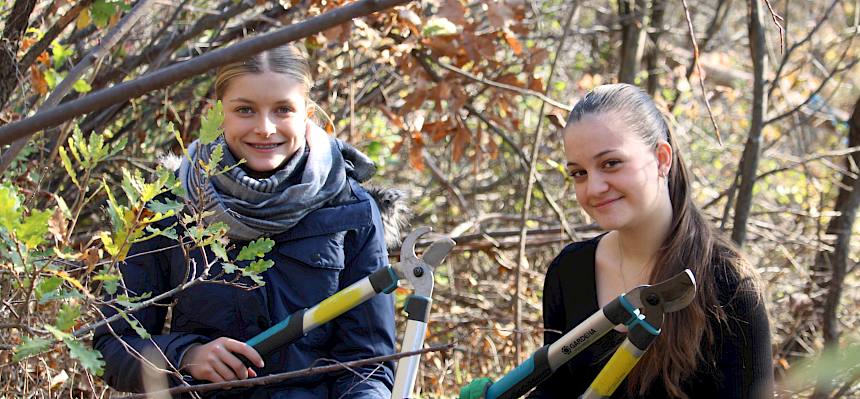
top-left (215, 44), bottom-right (313, 99)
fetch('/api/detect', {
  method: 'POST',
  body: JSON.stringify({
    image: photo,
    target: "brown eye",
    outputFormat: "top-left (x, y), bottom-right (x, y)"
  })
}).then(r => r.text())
top-left (569, 169), bottom-right (586, 178)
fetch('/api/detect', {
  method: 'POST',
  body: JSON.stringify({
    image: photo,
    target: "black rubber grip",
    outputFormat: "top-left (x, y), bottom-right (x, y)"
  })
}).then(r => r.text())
top-left (368, 266), bottom-right (398, 294)
top-left (404, 295), bottom-right (431, 322)
top-left (249, 308), bottom-right (306, 357)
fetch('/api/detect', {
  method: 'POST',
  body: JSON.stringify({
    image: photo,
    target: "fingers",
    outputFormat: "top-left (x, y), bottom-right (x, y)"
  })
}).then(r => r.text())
top-left (183, 338), bottom-right (263, 383)
top-left (223, 339), bottom-right (265, 368)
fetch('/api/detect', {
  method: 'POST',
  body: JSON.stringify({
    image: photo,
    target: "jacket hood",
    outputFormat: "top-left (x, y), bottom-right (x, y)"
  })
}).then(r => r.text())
top-left (365, 187), bottom-right (412, 250)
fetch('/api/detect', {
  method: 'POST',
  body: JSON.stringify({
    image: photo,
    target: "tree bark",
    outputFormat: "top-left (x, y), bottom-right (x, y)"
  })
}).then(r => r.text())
top-left (810, 95), bottom-right (860, 399)
top-left (0, 0), bottom-right (37, 110)
top-left (618, 0), bottom-right (647, 84)
top-left (731, 0), bottom-right (769, 246)
top-left (644, 0), bottom-right (665, 95)
top-left (0, 0), bottom-right (414, 147)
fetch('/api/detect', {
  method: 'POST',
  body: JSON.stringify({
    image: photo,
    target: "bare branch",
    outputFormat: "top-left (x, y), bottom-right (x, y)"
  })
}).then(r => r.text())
top-left (681, 0), bottom-right (722, 145)
top-left (435, 61), bottom-right (572, 111)
top-left (0, 0), bottom-right (415, 147)
top-left (121, 343), bottom-right (455, 398)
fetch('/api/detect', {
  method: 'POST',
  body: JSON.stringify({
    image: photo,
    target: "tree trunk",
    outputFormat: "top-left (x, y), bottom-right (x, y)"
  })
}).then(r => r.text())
top-left (645, 0), bottom-right (665, 95)
top-left (731, 0), bottom-right (768, 246)
top-left (809, 94), bottom-right (860, 399)
top-left (0, 0), bottom-right (37, 110)
top-left (618, 0), bottom-right (647, 84)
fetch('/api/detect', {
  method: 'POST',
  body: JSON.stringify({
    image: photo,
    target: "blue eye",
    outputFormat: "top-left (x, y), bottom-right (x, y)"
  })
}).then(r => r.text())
top-left (277, 106), bottom-right (294, 114)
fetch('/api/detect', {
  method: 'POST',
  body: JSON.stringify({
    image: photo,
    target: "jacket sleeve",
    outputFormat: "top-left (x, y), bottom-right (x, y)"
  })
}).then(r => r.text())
top-left (713, 277), bottom-right (774, 399)
top-left (328, 200), bottom-right (396, 398)
top-left (92, 234), bottom-right (209, 393)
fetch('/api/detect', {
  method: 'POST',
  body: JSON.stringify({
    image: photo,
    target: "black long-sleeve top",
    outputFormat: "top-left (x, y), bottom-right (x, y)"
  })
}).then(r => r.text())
top-left (528, 235), bottom-right (774, 398)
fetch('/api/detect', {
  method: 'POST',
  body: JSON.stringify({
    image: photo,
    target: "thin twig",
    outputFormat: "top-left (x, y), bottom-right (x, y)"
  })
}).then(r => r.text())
top-left (762, 0), bottom-right (786, 51)
top-left (120, 343), bottom-right (454, 398)
top-left (680, 0), bottom-right (722, 145)
top-left (435, 61), bottom-right (572, 111)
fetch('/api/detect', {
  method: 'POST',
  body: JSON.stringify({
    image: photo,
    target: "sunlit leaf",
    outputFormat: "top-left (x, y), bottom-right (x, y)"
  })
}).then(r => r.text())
top-left (72, 79), bottom-right (92, 93)
top-left (245, 259), bottom-right (274, 274)
top-left (211, 241), bottom-right (228, 261)
top-left (19, 209), bottom-right (52, 248)
top-left (236, 238), bottom-right (275, 261)
top-left (0, 184), bottom-right (22, 232)
top-left (199, 101), bottom-right (224, 144)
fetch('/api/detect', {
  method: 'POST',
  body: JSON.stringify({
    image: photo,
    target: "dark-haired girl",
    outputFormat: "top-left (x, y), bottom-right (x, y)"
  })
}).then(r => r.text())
top-left (529, 84), bottom-right (773, 398)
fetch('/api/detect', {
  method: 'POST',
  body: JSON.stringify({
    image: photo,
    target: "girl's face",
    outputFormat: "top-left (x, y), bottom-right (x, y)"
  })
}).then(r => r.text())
top-left (221, 71), bottom-right (308, 173)
top-left (563, 112), bottom-right (672, 232)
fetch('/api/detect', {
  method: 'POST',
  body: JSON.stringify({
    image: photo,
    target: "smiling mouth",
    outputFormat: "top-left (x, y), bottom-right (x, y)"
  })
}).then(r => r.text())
top-left (247, 143), bottom-right (283, 150)
top-left (592, 197), bottom-right (622, 208)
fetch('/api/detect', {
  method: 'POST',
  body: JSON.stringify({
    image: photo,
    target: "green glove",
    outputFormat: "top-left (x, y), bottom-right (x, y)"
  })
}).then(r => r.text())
top-left (460, 377), bottom-right (494, 399)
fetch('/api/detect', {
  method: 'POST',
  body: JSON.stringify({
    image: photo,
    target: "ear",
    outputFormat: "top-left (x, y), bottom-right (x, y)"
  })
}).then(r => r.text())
top-left (655, 141), bottom-right (672, 177)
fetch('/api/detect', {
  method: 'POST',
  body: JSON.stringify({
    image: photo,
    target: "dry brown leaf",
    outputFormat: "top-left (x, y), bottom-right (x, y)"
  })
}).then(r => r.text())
top-left (486, 1), bottom-right (514, 29)
top-left (48, 208), bottom-right (68, 244)
top-left (437, 0), bottom-right (467, 26)
top-left (409, 133), bottom-right (425, 171)
top-left (452, 124), bottom-right (471, 162)
top-left (30, 66), bottom-right (48, 95)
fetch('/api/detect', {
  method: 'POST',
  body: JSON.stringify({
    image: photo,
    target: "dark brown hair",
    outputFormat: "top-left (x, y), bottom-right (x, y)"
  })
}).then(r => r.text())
top-left (566, 84), bottom-right (762, 398)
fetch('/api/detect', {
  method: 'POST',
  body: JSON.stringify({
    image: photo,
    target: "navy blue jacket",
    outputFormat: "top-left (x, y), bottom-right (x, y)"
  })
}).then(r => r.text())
top-left (93, 180), bottom-right (396, 398)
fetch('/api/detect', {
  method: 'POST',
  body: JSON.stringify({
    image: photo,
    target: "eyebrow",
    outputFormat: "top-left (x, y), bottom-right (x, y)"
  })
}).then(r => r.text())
top-left (229, 97), bottom-right (296, 105)
top-left (566, 149), bottom-right (618, 167)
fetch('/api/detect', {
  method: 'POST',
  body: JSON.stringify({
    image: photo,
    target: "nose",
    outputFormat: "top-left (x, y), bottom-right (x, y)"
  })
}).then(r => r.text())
top-left (586, 172), bottom-right (609, 195)
top-left (255, 116), bottom-right (277, 137)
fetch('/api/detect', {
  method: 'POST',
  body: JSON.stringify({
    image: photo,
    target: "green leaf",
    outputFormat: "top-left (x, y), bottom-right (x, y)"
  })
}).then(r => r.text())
top-left (99, 231), bottom-right (118, 256)
top-left (44, 68), bottom-right (64, 90)
top-left (0, 184), bottom-right (22, 232)
top-left (245, 259), bottom-right (274, 274)
top-left (110, 136), bottom-right (128, 157)
top-left (55, 303), bottom-right (81, 332)
top-left (237, 238), bottom-right (275, 261)
top-left (199, 101), bottom-right (224, 144)
top-left (35, 276), bottom-right (63, 300)
top-left (116, 292), bottom-right (151, 309)
top-left (211, 241), bottom-right (228, 261)
top-left (206, 142), bottom-right (224, 172)
top-left (51, 40), bottom-right (74, 69)
top-left (142, 225), bottom-right (177, 241)
top-left (58, 147), bottom-right (79, 186)
top-left (13, 336), bottom-right (53, 361)
top-left (44, 324), bottom-right (71, 341)
top-left (91, 0), bottom-right (117, 28)
top-left (118, 311), bottom-right (150, 339)
top-left (248, 274), bottom-right (265, 286)
top-left (65, 338), bottom-right (105, 376)
top-left (72, 79), bottom-right (92, 93)
top-left (222, 263), bottom-right (239, 274)
top-left (93, 272), bottom-right (120, 295)
top-left (19, 209), bottom-right (53, 248)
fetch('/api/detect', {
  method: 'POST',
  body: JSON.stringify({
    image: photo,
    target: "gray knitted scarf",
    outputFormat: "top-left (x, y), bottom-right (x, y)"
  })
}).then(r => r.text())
top-left (178, 125), bottom-right (376, 241)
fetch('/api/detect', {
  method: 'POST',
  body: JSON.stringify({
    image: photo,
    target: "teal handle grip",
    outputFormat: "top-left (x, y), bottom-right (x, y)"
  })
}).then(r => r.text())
top-left (486, 345), bottom-right (553, 399)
